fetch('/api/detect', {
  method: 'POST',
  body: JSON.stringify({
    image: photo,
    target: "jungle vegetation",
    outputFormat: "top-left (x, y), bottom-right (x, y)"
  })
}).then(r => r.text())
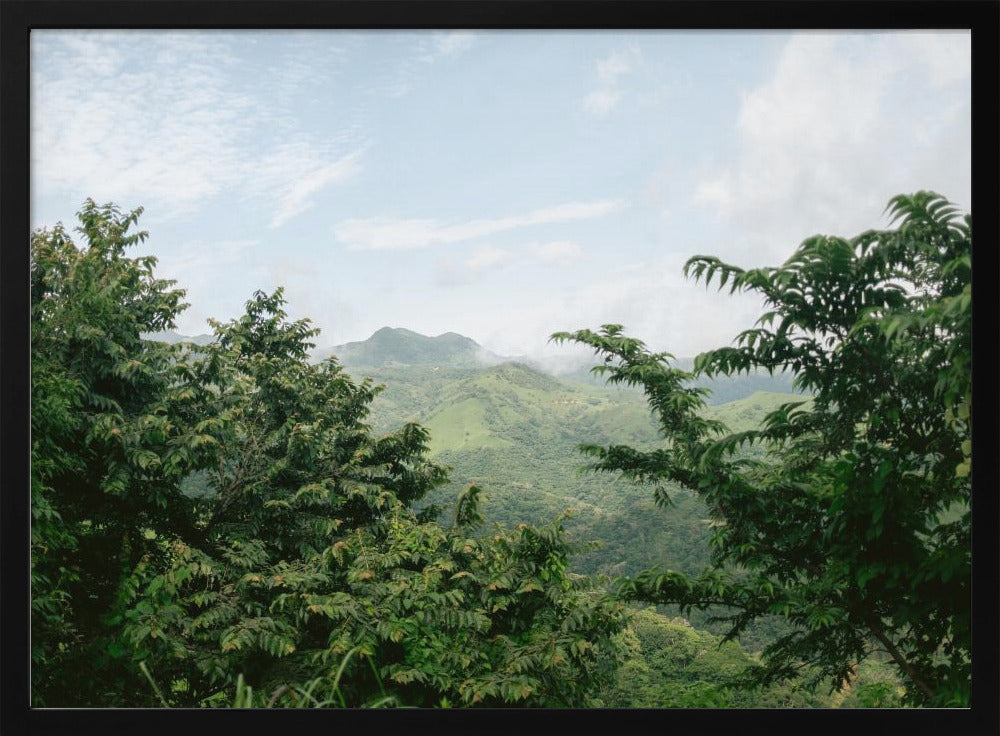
top-left (30, 192), bottom-right (970, 707)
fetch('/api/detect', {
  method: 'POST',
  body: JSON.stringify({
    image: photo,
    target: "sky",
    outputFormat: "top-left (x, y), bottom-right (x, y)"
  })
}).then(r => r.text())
top-left (30, 30), bottom-right (971, 368)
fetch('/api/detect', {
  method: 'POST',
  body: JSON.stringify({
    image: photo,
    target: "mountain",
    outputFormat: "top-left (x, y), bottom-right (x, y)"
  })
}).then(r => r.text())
top-left (157, 323), bottom-right (799, 405)
top-left (319, 326), bottom-right (802, 403)
top-left (315, 327), bottom-right (508, 368)
top-left (143, 329), bottom-right (214, 346)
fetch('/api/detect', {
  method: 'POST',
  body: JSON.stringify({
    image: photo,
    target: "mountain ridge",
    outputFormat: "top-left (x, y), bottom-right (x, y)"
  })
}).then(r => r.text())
top-left (152, 325), bottom-right (802, 404)
top-left (314, 326), bottom-right (509, 369)
top-left (318, 327), bottom-right (801, 404)
top-left (142, 330), bottom-right (214, 346)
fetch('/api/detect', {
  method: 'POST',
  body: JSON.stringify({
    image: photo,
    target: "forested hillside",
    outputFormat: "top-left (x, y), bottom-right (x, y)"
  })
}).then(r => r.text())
top-left (333, 356), bottom-right (804, 584)
top-left (331, 357), bottom-right (813, 652)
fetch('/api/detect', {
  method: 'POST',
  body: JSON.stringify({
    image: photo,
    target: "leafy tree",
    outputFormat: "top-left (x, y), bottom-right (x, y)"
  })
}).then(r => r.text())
top-left (121, 290), bottom-right (625, 707)
top-left (31, 201), bottom-right (228, 705)
top-left (553, 192), bottom-right (971, 706)
top-left (31, 201), bottom-right (625, 708)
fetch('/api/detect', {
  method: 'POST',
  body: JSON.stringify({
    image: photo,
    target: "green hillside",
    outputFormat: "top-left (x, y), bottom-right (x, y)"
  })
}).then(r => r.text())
top-left (705, 390), bottom-right (813, 432)
top-left (348, 360), bottom-right (811, 651)
top-left (350, 360), bottom-right (805, 570)
top-left (557, 358), bottom-right (802, 405)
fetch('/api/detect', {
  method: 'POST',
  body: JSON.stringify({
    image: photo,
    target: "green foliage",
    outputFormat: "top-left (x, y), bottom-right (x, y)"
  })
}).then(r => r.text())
top-left (554, 192), bottom-right (971, 707)
top-left (603, 608), bottom-right (836, 708)
top-left (31, 201), bottom-right (228, 705)
top-left (30, 202), bottom-right (626, 708)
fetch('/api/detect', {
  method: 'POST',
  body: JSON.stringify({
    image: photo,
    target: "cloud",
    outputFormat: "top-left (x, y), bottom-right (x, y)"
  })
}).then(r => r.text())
top-left (434, 243), bottom-right (514, 286)
top-left (597, 46), bottom-right (639, 83)
top-left (261, 149), bottom-right (364, 228)
top-left (334, 199), bottom-right (625, 251)
top-left (428, 31), bottom-right (476, 59)
top-left (692, 173), bottom-right (734, 213)
top-left (584, 44), bottom-right (640, 116)
top-left (433, 240), bottom-right (587, 289)
top-left (693, 32), bottom-right (971, 265)
top-left (158, 239), bottom-right (258, 276)
top-left (152, 238), bottom-right (259, 334)
top-left (466, 244), bottom-right (514, 272)
top-left (384, 31), bottom-right (478, 97)
top-left (466, 251), bottom-right (768, 367)
top-left (532, 240), bottom-right (584, 265)
top-left (31, 31), bottom-right (363, 227)
top-left (583, 89), bottom-right (622, 116)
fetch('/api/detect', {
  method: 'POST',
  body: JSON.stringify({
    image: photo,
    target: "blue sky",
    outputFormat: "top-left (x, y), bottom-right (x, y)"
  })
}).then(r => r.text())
top-left (30, 30), bottom-right (971, 366)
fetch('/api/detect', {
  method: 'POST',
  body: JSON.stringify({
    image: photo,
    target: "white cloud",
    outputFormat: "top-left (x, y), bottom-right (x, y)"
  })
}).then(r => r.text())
top-left (57, 33), bottom-right (126, 76)
top-left (262, 150), bottom-right (364, 228)
top-left (692, 173), bottom-right (734, 212)
top-left (433, 244), bottom-right (513, 287)
top-left (31, 31), bottom-right (362, 227)
top-left (597, 46), bottom-right (639, 84)
top-left (334, 199), bottom-right (625, 251)
top-left (584, 44), bottom-right (640, 116)
top-left (583, 89), bottom-right (622, 116)
top-left (385, 31), bottom-right (478, 96)
top-left (693, 32), bottom-right (971, 265)
top-left (158, 239), bottom-right (258, 276)
top-left (466, 244), bottom-right (513, 272)
top-left (153, 238), bottom-right (259, 334)
top-left (466, 252), bottom-right (766, 365)
top-left (433, 241), bottom-right (584, 289)
top-left (429, 31), bottom-right (476, 59)
top-left (532, 240), bottom-right (584, 265)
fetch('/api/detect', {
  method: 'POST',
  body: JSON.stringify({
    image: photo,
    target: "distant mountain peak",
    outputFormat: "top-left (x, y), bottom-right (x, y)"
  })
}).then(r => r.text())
top-left (372, 326), bottom-right (418, 337)
top-left (315, 327), bottom-right (507, 369)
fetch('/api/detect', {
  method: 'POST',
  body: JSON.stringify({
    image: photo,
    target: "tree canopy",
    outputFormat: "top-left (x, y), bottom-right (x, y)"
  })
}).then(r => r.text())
top-left (553, 192), bottom-right (971, 706)
top-left (30, 200), bottom-right (626, 708)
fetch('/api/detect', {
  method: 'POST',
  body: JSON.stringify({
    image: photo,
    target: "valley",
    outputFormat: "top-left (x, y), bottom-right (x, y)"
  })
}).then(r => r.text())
top-left (327, 328), bottom-right (810, 649)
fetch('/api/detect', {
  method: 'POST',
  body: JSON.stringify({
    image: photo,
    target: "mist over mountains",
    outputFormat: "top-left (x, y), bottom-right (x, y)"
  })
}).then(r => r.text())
top-left (152, 325), bottom-right (800, 404)
top-left (319, 327), bottom-right (800, 404)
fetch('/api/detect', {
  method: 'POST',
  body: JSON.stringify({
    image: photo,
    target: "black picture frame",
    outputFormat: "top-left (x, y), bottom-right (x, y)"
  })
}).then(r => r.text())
top-left (3, 2), bottom-right (997, 734)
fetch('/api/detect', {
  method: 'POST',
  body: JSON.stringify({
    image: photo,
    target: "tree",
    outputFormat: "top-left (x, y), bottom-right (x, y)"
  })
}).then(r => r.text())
top-left (31, 200), bottom-right (626, 708)
top-left (31, 201), bottom-right (226, 705)
top-left (553, 192), bottom-right (971, 706)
